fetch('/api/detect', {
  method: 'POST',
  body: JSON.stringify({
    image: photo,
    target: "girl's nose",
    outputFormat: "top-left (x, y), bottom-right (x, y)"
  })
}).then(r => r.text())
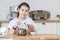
top-left (23, 11), bottom-right (26, 14)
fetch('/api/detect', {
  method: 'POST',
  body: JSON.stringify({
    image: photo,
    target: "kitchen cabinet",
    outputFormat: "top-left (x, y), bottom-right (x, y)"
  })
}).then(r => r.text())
top-left (0, 20), bottom-right (59, 34)
top-left (56, 23), bottom-right (60, 35)
top-left (35, 23), bottom-right (57, 34)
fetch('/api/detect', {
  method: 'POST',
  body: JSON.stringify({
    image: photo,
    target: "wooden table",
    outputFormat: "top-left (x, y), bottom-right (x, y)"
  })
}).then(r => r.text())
top-left (0, 34), bottom-right (60, 40)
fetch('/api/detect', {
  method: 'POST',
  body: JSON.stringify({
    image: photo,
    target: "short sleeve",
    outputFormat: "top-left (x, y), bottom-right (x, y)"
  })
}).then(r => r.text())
top-left (7, 19), bottom-right (16, 29)
top-left (26, 18), bottom-right (35, 27)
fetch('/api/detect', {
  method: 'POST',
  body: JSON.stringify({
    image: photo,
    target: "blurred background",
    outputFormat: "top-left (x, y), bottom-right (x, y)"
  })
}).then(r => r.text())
top-left (0, 0), bottom-right (60, 35)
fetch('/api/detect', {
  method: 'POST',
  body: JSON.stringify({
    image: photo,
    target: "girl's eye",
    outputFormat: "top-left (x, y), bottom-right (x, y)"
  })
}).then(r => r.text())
top-left (22, 9), bottom-right (24, 11)
top-left (25, 10), bottom-right (28, 12)
top-left (21, 9), bottom-right (28, 12)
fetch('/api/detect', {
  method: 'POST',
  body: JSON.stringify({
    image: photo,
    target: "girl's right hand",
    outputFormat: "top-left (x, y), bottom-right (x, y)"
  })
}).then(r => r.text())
top-left (7, 29), bottom-right (14, 35)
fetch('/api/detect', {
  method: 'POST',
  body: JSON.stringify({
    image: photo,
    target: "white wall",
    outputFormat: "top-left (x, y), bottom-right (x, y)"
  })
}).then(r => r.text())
top-left (0, 0), bottom-right (60, 20)
top-left (0, 0), bottom-right (60, 34)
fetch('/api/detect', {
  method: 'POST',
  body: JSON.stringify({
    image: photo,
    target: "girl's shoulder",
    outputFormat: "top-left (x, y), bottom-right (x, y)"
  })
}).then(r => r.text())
top-left (9, 18), bottom-right (18, 23)
top-left (26, 17), bottom-right (34, 23)
top-left (26, 17), bottom-right (32, 20)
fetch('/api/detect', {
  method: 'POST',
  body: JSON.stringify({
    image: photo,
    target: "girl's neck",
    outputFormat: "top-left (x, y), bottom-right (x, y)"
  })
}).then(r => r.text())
top-left (18, 16), bottom-right (26, 20)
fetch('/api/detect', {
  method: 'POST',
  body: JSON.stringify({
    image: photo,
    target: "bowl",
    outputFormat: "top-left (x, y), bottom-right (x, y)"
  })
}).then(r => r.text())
top-left (18, 29), bottom-right (26, 36)
top-left (30, 32), bottom-right (36, 36)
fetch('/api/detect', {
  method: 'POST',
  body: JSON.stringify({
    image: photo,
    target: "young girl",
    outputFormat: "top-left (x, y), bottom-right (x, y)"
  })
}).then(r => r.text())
top-left (7, 2), bottom-right (36, 35)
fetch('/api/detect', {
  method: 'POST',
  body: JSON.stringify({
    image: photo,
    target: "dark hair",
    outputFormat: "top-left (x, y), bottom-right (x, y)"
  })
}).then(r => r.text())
top-left (17, 2), bottom-right (30, 17)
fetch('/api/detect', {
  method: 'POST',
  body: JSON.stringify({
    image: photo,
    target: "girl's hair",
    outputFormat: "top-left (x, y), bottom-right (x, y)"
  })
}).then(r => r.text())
top-left (17, 2), bottom-right (30, 17)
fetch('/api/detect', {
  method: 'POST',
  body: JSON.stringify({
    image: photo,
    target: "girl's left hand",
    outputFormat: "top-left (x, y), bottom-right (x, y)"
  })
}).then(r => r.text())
top-left (28, 24), bottom-right (36, 32)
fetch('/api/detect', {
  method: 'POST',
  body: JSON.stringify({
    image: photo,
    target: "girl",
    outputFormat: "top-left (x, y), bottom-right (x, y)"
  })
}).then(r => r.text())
top-left (7, 2), bottom-right (36, 35)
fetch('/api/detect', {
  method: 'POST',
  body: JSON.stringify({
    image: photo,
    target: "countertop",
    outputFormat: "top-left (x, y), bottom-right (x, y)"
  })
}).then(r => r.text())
top-left (0, 34), bottom-right (60, 40)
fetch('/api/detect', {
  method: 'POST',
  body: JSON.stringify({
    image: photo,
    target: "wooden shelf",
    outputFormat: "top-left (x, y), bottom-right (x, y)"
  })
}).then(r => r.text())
top-left (34, 20), bottom-right (60, 23)
top-left (0, 20), bottom-right (60, 23)
top-left (0, 20), bottom-right (9, 23)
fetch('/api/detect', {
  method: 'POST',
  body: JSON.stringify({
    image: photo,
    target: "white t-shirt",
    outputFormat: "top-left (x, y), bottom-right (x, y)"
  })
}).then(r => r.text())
top-left (7, 17), bottom-right (35, 30)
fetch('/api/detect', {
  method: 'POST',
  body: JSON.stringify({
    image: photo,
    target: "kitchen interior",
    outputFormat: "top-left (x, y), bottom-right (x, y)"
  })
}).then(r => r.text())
top-left (0, 0), bottom-right (60, 40)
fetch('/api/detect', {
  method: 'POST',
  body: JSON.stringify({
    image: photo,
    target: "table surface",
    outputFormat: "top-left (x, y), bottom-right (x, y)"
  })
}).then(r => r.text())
top-left (0, 34), bottom-right (60, 40)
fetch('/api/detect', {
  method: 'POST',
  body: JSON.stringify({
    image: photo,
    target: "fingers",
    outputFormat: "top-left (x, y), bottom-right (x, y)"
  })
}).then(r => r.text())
top-left (28, 24), bottom-right (36, 32)
top-left (8, 29), bottom-right (14, 35)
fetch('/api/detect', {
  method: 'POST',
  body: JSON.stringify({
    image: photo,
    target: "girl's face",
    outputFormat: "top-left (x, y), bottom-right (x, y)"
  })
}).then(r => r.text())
top-left (18, 5), bottom-right (29, 18)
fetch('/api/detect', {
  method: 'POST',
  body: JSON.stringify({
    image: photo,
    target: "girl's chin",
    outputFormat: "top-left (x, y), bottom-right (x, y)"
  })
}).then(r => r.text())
top-left (22, 16), bottom-right (26, 18)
